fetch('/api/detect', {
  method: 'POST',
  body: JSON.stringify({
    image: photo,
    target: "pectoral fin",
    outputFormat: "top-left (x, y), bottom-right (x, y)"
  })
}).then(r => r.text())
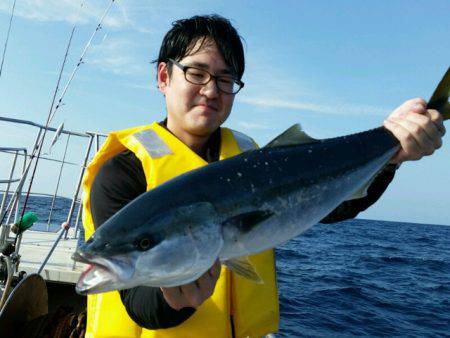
top-left (345, 174), bottom-right (378, 201)
top-left (346, 181), bottom-right (371, 200)
top-left (223, 256), bottom-right (263, 284)
top-left (222, 210), bottom-right (274, 234)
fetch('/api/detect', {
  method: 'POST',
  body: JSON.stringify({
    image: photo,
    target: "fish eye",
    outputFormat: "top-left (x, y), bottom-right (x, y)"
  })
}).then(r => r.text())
top-left (137, 237), bottom-right (152, 251)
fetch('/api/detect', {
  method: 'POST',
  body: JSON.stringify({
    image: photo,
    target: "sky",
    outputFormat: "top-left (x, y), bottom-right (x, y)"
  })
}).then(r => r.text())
top-left (0, 0), bottom-right (449, 225)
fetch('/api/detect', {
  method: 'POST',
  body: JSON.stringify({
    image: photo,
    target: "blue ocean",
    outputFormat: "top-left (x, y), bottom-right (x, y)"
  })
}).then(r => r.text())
top-left (4, 194), bottom-right (450, 337)
top-left (276, 220), bottom-right (450, 337)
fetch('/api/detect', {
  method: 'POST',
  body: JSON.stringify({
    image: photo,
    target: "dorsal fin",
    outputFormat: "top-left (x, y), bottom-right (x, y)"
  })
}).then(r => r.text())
top-left (265, 124), bottom-right (318, 148)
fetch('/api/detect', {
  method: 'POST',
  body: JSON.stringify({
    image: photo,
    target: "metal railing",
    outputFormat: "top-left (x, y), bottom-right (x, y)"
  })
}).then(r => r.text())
top-left (0, 116), bottom-right (107, 242)
top-left (0, 147), bottom-right (26, 239)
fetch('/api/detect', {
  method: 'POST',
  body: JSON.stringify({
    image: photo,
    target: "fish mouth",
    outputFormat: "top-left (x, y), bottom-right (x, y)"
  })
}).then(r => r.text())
top-left (72, 250), bottom-right (135, 295)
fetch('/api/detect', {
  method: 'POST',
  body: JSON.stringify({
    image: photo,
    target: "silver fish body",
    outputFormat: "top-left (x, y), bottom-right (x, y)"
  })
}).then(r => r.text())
top-left (73, 125), bottom-right (400, 295)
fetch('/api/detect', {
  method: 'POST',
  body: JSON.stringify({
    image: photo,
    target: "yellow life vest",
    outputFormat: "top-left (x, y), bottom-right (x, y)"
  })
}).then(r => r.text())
top-left (81, 122), bottom-right (279, 338)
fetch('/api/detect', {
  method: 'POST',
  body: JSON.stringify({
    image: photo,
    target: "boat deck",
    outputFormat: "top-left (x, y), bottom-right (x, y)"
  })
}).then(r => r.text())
top-left (18, 229), bottom-right (85, 284)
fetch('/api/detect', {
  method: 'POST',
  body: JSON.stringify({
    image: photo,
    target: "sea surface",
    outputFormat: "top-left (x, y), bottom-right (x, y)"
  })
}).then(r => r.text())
top-left (2, 194), bottom-right (450, 337)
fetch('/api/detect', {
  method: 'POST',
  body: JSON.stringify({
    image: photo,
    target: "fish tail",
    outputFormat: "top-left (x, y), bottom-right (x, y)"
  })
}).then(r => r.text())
top-left (441, 103), bottom-right (450, 121)
top-left (427, 67), bottom-right (450, 121)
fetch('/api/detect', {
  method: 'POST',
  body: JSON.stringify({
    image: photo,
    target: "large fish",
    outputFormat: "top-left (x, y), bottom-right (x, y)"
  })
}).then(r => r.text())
top-left (73, 68), bottom-right (450, 295)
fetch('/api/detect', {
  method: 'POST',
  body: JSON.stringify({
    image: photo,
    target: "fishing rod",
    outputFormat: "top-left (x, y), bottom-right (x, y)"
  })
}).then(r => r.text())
top-left (0, 0), bottom-right (116, 230)
top-left (0, 0), bottom-right (17, 78)
top-left (0, 0), bottom-right (84, 227)
top-left (30, 0), bottom-right (117, 278)
top-left (49, 0), bottom-right (116, 124)
top-left (14, 25), bottom-right (76, 230)
top-left (0, 26), bottom-right (75, 228)
top-left (0, 1), bottom-right (116, 305)
top-left (29, 0), bottom-right (115, 217)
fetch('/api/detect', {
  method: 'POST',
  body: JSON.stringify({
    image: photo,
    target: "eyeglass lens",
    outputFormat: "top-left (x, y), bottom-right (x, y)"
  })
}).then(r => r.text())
top-left (185, 68), bottom-right (240, 94)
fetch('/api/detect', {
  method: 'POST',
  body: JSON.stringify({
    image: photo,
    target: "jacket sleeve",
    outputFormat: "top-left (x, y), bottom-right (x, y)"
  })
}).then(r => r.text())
top-left (119, 287), bottom-right (195, 329)
top-left (90, 150), bottom-right (195, 329)
top-left (320, 164), bottom-right (398, 224)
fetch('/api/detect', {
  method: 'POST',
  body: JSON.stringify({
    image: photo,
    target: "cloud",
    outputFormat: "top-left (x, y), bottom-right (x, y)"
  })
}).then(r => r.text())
top-left (237, 95), bottom-right (389, 116)
top-left (124, 82), bottom-right (158, 92)
top-left (0, 0), bottom-right (228, 35)
top-left (237, 121), bottom-right (272, 131)
top-left (88, 36), bottom-right (148, 76)
top-left (0, 0), bottom-right (133, 30)
top-left (1, 1), bottom-right (91, 25)
top-left (240, 56), bottom-right (390, 117)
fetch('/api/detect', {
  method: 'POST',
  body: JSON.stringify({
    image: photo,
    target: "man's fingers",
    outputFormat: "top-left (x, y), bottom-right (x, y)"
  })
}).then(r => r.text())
top-left (383, 98), bottom-right (446, 165)
top-left (384, 119), bottom-right (421, 162)
top-left (408, 97), bottom-right (427, 109)
top-left (388, 117), bottom-right (435, 156)
top-left (410, 101), bottom-right (427, 114)
top-left (162, 280), bottom-right (212, 310)
top-left (391, 98), bottom-right (425, 117)
top-left (161, 286), bottom-right (186, 310)
top-left (195, 260), bottom-right (222, 302)
top-left (195, 273), bottom-right (216, 299)
top-left (161, 261), bottom-right (222, 310)
top-left (180, 282), bottom-right (203, 308)
top-left (394, 112), bottom-right (443, 149)
top-left (208, 259), bottom-right (221, 280)
top-left (428, 109), bottom-right (446, 136)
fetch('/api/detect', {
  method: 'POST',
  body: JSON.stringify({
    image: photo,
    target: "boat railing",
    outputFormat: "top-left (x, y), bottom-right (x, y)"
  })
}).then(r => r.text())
top-left (0, 116), bottom-right (107, 244)
top-left (0, 147), bottom-right (26, 227)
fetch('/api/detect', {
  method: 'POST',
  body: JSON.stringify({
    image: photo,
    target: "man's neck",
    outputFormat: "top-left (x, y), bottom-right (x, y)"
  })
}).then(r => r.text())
top-left (165, 120), bottom-right (210, 158)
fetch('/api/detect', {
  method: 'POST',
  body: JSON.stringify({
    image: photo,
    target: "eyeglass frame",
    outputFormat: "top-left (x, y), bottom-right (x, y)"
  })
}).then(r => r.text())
top-left (168, 58), bottom-right (244, 95)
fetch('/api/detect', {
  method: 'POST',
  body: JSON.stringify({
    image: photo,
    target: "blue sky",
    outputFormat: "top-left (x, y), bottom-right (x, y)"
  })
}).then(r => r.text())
top-left (0, 0), bottom-right (449, 225)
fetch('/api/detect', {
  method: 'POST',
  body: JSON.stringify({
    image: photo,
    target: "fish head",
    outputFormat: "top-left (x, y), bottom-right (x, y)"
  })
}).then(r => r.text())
top-left (73, 202), bottom-right (223, 295)
top-left (73, 218), bottom-right (162, 295)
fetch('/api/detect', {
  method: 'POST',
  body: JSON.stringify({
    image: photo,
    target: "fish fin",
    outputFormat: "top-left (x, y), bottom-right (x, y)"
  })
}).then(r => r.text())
top-left (346, 183), bottom-right (370, 200)
top-left (345, 173), bottom-right (379, 201)
top-left (222, 210), bottom-right (274, 234)
top-left (265, 124), bottom-right (318, 148)
top-left (223, 256), bottom-right (263, 284)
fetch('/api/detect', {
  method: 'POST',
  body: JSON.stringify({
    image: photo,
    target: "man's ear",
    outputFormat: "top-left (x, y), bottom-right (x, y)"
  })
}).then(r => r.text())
top-left (157, 62), bottom-right (169, 94)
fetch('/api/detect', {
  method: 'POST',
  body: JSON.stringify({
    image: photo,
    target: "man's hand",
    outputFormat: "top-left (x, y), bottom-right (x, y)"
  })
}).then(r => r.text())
top-left (160, 260), bottom-right (221, 311)
top-left (383, 98), bottom-right (446, 164)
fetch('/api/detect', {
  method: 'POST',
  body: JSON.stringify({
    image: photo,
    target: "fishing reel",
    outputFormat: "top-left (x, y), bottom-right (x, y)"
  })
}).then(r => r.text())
top-left (0, 241), bottom-right (27, 315)
top-left (0, 242), bottom-right (25, 285)
top-left (0, 257), bottom-right (9, 284)
top-left (0, 212), bottom-right (37, 286)
top-left (0, 223), bottom-right (17, 280)
top-left (0, 224), bottom-right (27, 289)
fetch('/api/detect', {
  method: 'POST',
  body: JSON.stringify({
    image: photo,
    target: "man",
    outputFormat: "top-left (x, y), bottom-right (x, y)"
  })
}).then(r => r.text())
top-left (81, 15), bottom-right (445, 338)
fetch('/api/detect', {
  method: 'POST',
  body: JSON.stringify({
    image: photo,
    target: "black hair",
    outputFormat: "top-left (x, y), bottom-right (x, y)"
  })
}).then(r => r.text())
top-left (155, 14), bottom-right (245, 80)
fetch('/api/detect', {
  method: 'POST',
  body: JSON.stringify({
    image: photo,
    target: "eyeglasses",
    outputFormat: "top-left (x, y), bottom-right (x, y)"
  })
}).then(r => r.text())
top-left (168, 58), bottom-right (244, 95)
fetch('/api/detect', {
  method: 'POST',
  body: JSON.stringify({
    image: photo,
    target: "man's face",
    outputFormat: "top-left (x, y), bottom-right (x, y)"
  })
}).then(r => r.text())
top-left (158, 40), bottom-right (236, 137)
